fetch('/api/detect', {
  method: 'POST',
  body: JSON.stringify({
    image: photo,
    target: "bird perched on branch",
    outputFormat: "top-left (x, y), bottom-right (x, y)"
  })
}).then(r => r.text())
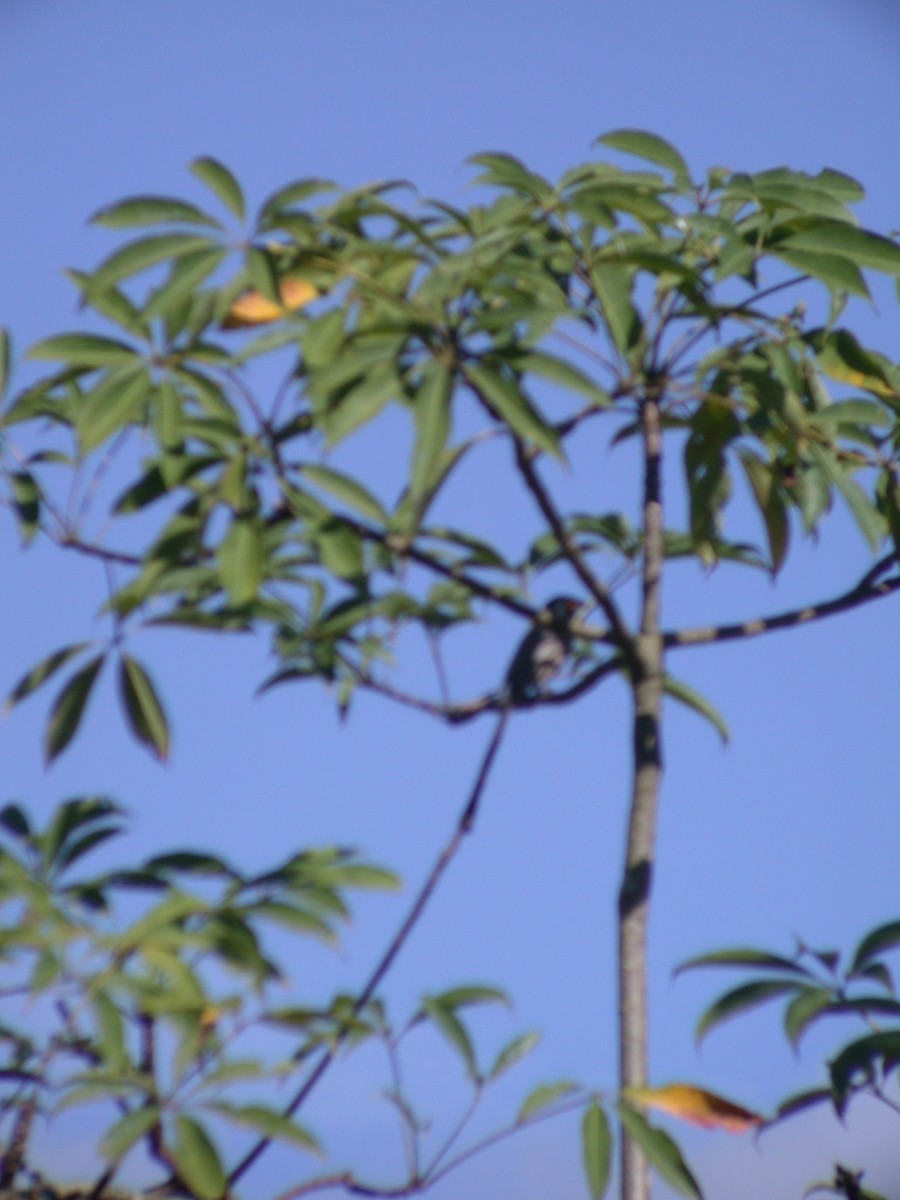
top-left (505, 595), bottom-right (582, 705)
top-left (460, 595), bottom-right (585, 830)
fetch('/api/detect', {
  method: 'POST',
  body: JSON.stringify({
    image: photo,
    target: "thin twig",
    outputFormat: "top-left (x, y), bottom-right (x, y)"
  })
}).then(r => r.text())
top-left (510, 439), bottom-right (635, 664)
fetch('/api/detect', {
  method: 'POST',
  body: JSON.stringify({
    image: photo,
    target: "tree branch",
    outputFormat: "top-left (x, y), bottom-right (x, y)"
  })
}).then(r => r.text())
top-left (665, 565), bottom-right (900, 650)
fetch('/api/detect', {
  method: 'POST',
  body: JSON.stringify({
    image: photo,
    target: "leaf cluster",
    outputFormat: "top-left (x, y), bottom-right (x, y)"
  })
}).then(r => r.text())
top-left (2, 136), bottom-right (899, 758)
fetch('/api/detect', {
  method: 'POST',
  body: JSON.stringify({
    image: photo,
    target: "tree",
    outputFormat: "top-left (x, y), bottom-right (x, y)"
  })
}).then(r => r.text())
top-left (1, 131), bottom-right (898, 1200)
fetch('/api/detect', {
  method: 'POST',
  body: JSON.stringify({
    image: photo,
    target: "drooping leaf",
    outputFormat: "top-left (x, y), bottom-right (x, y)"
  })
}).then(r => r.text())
top-left (410, 363), bottom-right (453, 498)
top-left (851, 920), bottom-right (900, 973)
top-left (582, 1102), bottom-right (613, 1200)
top-left (171, 1115), bottom-right (226, 1200)
top-left (694, 980), bottom-right (802, 1043)
top-left (627, 1084), bottom-right (762, 1132)
top-left (10, 470), bottom-right (41, 542)
top-left (118, 655), bottom-right (170, 761)
top-left (217, 517), bottom-right (265, 605)
top-left (463, 362), bottom-right (561, 458)
top-left (663, 675), bottom-right (729, 743)
top-left (44, 655), bottom-right (105, 763)
top-left (207, 1102), bottom-right (321, 1153)
top-left (783, 987), bottom-right (834, 1048)
top-left (616, 1105), bottom-right (702, 1198)
top-left (299, 464), bottom-right (387, 524)
top-left (420, 998), bottom-right (478, 1079)
top-left (590, 260), bottom-right (640, 356)
top-left (99, 1106), bottom-right (160, 1161)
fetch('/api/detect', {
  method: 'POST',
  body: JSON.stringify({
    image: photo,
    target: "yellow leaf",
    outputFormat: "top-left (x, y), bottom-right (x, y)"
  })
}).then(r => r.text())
top-left (223, 276), bottom-right (318, 329)
top-left (626, 1084), bottom-right (763, 1133)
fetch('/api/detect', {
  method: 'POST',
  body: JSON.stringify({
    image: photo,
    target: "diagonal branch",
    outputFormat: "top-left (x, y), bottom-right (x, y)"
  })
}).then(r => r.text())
top-left (665, 568), bottom-right (900, 650)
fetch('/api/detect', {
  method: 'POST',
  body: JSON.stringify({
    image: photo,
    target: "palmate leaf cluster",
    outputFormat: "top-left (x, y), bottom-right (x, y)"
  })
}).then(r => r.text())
top-left (0, 798), bottom-right (573, 1198)
top-left (682, 923), bottom-right (900, 1200)
top-left (1, 131), bottom-right (899, 757)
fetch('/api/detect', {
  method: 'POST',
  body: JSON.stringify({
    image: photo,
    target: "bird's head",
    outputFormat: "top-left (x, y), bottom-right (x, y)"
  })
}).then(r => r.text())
top-left (545, 595), bottom-right (584, 624)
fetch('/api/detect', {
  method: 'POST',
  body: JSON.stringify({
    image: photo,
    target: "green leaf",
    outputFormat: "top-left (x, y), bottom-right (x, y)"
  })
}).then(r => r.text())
top-left (93, 991), bottom-right (127, 1071)
top-left (315, 519), bottom-right (364, 580)
top-left (809, 444), bottom-right (884, 551)
top-left (488, 1031), bottom-right (541, 1080)
top-left (663, 675), bottom-right (729, 744)
top-left (218, 517), bottom-right (265, 604)
top-left (172, 1115), bottom-right (226, 1200)
top-left (0, 803), bottom-right (31, 838)
top-left (597, 129), bottom-right (690, 183)
top-left (9, 471), bottom-right (41, 543)
top-left (464, 362), bottom-right (561, 458)
top-left (26, 333), bottom-right (139, 367)
top-left (582, 1103), bottom-right (612, 1200)
top-left (4, 648), bottom-right (97, 710)
top-left (410, 363), bottom-right (453, 497)
top-left (322, 367), bottom-right (400, 447)
top-left (118, 655), bottom-right (170, 761)
top-left (429, 984), bottom-right (510, 1010)
top-left (99, 1105), bottom-right (160, 1161)
top-left (257, 177), bottom-right (338, 227)
top-left (783, 987), bottom-right (834, 1048)
top-left (589, 261), bottom-right (640, 356)
top-left (91, 195), bottom-right (221, 229)
top-left (851, 920), bottom-right (900, 973)
top-left (207, 1102), bottom-right (321, 1153)
top-left (781, 221), bottom-right (900, 275)
top-left (775, 1087), bottom-right (835, 1122)
top-left (89, 233), bottom-right (215, 292)
top-left (190, 157), bottom-right (245, 222)
top-left (830, 1030), bottom-right (900, 1103)
top-left (44, 654), bottom-right (105, 763)
top-left (770, 246), bottom-right (869, 298)
top-left (617, 1105), bottom-right (701, 1199)
top-left (517, 1080), bottom-right (580, 1123)
top-left (739, 453), bottom-right (788, 573)
top-left (694, 980), bottom-right (801, 1043)
top-left (421, 998), bottom-right (478, 1079)
top-left (676, 947), bottom-right (810, 976)
top-left (299, 465), bottom-right (387, 525)
top-left (512, 350), bottom-right (611, 406)
top-left (246, 245), bottom-right (281, 304)
top-left (78, 367), bottom-right (150, 454)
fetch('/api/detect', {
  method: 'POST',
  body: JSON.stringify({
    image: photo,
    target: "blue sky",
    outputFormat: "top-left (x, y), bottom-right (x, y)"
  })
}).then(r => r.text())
top-left (2, 3), bottom-right (899, 1197)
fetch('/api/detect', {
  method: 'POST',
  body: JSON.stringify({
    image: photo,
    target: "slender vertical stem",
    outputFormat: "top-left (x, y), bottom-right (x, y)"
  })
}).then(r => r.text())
top-left (618, 393), bottom-right (664, 1200)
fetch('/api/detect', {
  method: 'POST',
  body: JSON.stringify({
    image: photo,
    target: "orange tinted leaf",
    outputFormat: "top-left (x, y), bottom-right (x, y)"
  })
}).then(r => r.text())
top-left (627, 1084), bottom-right (763, 1133)
top-left (222, 276), bottom-right (318, 328)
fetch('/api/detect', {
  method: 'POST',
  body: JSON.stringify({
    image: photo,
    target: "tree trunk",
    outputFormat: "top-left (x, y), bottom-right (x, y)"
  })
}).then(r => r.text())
top-left (618, 394), bottom-right (664, 1200)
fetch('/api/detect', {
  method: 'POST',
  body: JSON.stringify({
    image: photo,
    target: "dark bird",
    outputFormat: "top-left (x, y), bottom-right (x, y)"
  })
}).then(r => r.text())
top-left (460, 595), bottom-right (584, 830)
top-left (505, 595), bottom-right (582, 705)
